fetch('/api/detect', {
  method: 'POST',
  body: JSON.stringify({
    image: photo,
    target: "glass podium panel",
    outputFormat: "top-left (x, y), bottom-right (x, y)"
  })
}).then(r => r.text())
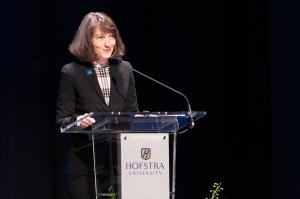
top-left (60, 111), bottom-right (206, 199)
top-left (61, 111), bottom-right (206, 134)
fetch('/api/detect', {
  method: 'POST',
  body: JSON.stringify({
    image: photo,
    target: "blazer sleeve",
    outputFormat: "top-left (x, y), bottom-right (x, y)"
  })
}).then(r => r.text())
top-left (56, 64), bottom-right (77, 127)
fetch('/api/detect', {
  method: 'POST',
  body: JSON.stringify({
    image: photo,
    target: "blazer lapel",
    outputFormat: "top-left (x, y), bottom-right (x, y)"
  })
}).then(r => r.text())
top-left (109, 65), bottom-right (127, 99)
top-left (84, 67), bottom-right (106, 104)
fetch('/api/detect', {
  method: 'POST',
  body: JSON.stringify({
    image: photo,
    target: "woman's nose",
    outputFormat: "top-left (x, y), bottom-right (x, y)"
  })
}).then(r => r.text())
top-left (104, 37), bottom-right (110, 46)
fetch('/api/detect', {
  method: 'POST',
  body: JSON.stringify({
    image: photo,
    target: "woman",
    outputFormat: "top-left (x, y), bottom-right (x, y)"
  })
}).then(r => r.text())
top-left (56, 12), bottom-right (139, 199)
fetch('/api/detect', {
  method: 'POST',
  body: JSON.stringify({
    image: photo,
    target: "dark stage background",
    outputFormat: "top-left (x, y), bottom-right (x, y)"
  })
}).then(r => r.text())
top-left (1, 0), bottom-right (299, 198)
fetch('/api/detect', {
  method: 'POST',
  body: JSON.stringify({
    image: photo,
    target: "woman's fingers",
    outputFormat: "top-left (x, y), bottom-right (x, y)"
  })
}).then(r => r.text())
top-left (80, 117), bottom-right (96, 128)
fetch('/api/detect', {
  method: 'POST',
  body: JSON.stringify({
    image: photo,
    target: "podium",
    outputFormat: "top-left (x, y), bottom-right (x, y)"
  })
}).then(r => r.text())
top-left (61, 111), bottom-right (206, 199)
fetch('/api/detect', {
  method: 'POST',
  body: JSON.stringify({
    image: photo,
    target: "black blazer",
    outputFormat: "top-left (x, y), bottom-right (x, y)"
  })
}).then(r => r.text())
top-left (56, 59), bottom-right (139, 174)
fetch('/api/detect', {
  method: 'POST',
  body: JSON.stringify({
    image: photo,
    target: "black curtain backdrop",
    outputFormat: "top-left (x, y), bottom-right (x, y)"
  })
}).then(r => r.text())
top-left (1, 0), bottom-right (299, 199)
top-left (270, 0), bottom-right (300, 198)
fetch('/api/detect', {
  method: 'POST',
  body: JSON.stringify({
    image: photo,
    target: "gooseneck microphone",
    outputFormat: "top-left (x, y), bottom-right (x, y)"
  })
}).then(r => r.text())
top-left (122, 62), bottom-right (195, 129)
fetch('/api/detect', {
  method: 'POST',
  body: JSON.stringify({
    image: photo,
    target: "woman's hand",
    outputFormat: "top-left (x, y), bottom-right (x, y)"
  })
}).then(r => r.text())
top-left (79, 116), bottom-right (96, 129)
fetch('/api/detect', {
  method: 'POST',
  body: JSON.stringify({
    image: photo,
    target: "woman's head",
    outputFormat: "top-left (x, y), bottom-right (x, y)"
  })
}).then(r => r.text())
top-left (69, 12), bottom-right (125, 63)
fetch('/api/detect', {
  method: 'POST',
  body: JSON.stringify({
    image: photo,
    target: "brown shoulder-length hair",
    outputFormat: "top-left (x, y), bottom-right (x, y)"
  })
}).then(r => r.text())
top-left (69, 12), bottom-right (125, 63)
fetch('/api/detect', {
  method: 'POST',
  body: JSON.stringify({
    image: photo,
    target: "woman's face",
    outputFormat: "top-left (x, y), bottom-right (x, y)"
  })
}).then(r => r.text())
top-left (92, 27), bottom-right (116, 62)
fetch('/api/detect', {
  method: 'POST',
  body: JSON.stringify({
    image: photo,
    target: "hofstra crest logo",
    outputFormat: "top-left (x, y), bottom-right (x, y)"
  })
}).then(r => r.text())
top-left (141, 148), bottom-right (151, 160)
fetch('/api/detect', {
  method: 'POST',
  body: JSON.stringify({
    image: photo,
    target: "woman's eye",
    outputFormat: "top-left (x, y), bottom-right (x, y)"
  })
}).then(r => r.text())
top-left (97, 35), bottom-right (105, 39)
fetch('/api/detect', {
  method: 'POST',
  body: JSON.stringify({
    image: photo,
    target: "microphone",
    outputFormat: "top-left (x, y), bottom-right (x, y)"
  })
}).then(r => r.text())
top-left (122, 62), bottom-right (195, 129)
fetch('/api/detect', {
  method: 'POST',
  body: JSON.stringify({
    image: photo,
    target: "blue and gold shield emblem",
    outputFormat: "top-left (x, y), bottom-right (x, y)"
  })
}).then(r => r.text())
top-left (141, 148), bottom-right (151, 160)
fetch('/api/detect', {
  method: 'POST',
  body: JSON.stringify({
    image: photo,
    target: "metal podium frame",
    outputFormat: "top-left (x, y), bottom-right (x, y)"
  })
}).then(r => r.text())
top-left (60, 111), bottom-right (206, 199)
